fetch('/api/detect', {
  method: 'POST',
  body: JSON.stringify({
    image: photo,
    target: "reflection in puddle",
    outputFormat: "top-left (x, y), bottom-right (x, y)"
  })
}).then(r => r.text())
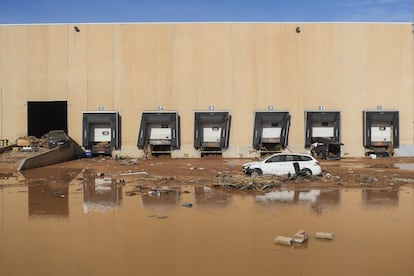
top-left (28, 184), bottom-right (69, 218)
top-left (194, 186), bottom-right (232, 207)
top-left (140, 191), bottom-right (180, 208)
top-left (83, 175), bottom-right (123, 213)
top-left (395, 163), bottom-right (414, 170)
top-left (362, 189), bottom-right (399, 206)
top-left (256, 190), bottom-right (341, 205)
top-left (22, 168), bottom-right (81, 219)
top-left (256, 190), bottom-right (341, 214)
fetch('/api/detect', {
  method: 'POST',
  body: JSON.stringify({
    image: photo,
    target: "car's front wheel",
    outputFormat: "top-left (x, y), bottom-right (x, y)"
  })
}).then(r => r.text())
top-left (250, 169), bottom-right (262, 178)
top-left (302, 168), bottom-right (312, 176)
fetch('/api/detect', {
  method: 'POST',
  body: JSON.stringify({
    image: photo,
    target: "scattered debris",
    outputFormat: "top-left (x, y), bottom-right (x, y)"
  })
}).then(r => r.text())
top-left (148, 190), bottom-right (161, 196)
top-left (293, 230), bottom-right (309, 244)
top-left (120, 158), bottom-right (139, 166)
top-left (189, 166), bottom-right (204, 171)
top-left (120, 171), bottom-right (148, 176)
top-left (274, 231), bottom-right (333, 247)
top-left (126, 191), bottom-right (138, 196)
top-left (20, 146), bottom-right (38, 152)
top-left (315, 232), bottom-right (334, 240)
top-left (273, 236), bottom-right (293, 246)
top-left (213, 174), bottom-right (281, 191)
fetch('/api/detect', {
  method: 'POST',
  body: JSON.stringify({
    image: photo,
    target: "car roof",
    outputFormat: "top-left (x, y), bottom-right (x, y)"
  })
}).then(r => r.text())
top-left (268, 153), bottom-right (311, 158)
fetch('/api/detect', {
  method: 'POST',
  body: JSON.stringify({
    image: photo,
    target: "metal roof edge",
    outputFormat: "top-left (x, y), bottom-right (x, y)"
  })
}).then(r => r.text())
top-left (0, 21), bottom-right (412, 26)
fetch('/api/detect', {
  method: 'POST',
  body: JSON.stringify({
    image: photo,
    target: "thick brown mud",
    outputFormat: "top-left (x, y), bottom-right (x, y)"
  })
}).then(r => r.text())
top-left (1, 157), bottom-right (414, 276)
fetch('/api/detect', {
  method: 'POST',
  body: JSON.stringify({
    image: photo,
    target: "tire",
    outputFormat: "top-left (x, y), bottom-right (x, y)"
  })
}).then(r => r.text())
top-left (302, 168), bottom-right (312, 177)
top-left (250, 169), bottom-right (262, 178)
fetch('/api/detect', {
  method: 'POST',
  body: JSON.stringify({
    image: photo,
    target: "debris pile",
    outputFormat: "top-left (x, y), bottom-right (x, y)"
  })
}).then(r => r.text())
top-left (274, 230), bottom-right (333, 247)
top-left (213, 174), bottom-right (282, 191)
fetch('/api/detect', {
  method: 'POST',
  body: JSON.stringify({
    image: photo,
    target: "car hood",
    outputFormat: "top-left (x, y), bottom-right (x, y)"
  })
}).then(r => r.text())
top-left (242, 161), bottom-right (261, 168)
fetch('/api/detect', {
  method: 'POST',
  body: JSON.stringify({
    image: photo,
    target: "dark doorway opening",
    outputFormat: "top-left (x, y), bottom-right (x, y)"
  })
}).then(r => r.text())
top-left (27, 101), bottom-right (68, 138)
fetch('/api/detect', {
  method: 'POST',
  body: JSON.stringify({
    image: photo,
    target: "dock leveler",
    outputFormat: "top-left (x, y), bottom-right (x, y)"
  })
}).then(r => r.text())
top-left (137, 111), bottom-right (179, 155)
top-left (305, 110), bottom-right (341, 160)
top-left (252, 111), bottom-right (290, 154)
top-left (194, 111), bottom-right (231, 155)
top-left (82, 111), bottom-right (121, 155)
top-left (363, 110), bottom-right (399, 157)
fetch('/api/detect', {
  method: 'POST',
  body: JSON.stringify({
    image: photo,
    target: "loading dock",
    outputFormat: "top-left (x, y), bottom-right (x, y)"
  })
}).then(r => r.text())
top-left (252, 111), bottom-right (290, 154)
top-left (27, 101), bottom-right (68, 138)
top-left (137, 111), bottom-right (179, 156)
top-left (194, 111), bottom-right (231, 156)
top-left (363, 110), bottom-right (399, 157)
top-left (82, 111), bottom-right (121, 155)
top-left (305, 110), bottom-right (341, 160)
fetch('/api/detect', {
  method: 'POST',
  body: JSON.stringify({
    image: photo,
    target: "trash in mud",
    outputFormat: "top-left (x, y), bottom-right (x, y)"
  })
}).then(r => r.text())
top-left (148, 190), bottom-right (161, 196)
top-left (120, 158), bottom-right (139, 166)
top-left (182, 202), bottom-right (193, 207)
top-left (273, 236), bottom-right (293, 246)
top-left (293, 230), bottom-right (309, 244)
top-left (189, 166), bottom-right (204, 171)
top-left (20, 146), bottom-right (38, 152)
top-left (120, 171), bottom-right (148, 176)
top-left (213, 174), bottom-right (281, 191)
top-left (315, 232), bottom-right (334, 240)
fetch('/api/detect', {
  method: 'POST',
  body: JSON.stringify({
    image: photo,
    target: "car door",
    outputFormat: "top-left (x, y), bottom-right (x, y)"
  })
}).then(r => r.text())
top-left (263, 155), bottom-right (282, 174)
top-left (264, 155), bottom-right (291, 175)
top-left (284, 154), bottom-right (297, 175)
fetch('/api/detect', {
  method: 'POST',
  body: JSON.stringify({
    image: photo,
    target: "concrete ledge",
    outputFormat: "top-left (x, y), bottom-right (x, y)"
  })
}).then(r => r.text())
top-left (18, 138), bottom-right (84, 171)
top-left (0, 144), bottom-right (17, 154)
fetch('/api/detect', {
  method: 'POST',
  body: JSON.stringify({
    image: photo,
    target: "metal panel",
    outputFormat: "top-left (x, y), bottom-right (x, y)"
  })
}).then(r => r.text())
top-left (305, 111), bottom-right (340, 147)
top-left (94, 128), bottom-right (111, 142)
top-left (252, 111), bottom-right (290, 150)
top-left (82, 111), bottom-right (121, 151)
top-left (363, 110), bottom-right (399, 148)
top-left (194, 111), bottom-right (230, 150)
top-left (137, 111), bottom-right (179, 149)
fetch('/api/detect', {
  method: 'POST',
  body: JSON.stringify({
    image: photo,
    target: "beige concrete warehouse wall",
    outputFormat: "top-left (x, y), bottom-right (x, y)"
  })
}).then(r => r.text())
top-left (0, 23), bottom-right (412, 157)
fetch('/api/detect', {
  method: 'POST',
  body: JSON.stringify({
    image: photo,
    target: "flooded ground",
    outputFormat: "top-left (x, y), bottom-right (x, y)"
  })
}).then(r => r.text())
top-left (1, 160), bottom-right (414, 276)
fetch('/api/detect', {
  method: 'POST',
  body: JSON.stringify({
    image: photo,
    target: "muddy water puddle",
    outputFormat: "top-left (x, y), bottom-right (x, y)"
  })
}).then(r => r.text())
top-left (1, 170), bottom-right (413, 276)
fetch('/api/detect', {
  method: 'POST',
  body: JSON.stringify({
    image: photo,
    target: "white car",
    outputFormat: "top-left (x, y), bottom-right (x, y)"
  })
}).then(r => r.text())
top-left (242, 153), bottom-right (322, 177)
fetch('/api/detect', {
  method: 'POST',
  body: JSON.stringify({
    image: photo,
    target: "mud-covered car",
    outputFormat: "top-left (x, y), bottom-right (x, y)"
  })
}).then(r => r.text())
top-left (242, 153), bottom-right (322, 177)
top-left (44, 130), bottom-right (70, 148)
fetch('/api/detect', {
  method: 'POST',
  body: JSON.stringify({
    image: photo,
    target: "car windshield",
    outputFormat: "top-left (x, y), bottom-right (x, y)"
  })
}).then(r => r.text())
top-left (48, 132), bottom-right (66, 139)
top-left (266, 155), bottom-right (285, 163)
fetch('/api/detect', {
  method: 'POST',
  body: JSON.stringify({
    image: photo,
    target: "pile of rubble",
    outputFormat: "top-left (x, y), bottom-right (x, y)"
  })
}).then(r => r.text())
top-left (212, 174), bottom-right (283, 191)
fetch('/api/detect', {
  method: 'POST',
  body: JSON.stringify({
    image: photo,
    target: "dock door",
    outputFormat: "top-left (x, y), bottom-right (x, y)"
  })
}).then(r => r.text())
top-left (252, 111), bottom-right (290, 154)
top-left (305, 111), bottom-right (341, 159)
top-left (137, 111), bottom-right (179, 156)
top-left (82, 111), bottom-right (121, 155)
top-left (194, 111), bottom-right (230, 156)
top-left (363, 110), bottom-right (399, 157)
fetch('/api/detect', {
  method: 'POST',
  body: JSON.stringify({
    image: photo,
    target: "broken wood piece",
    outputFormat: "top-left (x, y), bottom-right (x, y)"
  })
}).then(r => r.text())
top-left (293, 230), bottom-right (309, 243)
top-left (273, 236), bottom-right (293, 246)
top-left (315, 232), bottom-right (333, 240)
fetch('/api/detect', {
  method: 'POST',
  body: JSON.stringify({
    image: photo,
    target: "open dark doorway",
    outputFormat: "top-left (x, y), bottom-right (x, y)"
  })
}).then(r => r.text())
top-left (27, 101), bottom-right (68, 138)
